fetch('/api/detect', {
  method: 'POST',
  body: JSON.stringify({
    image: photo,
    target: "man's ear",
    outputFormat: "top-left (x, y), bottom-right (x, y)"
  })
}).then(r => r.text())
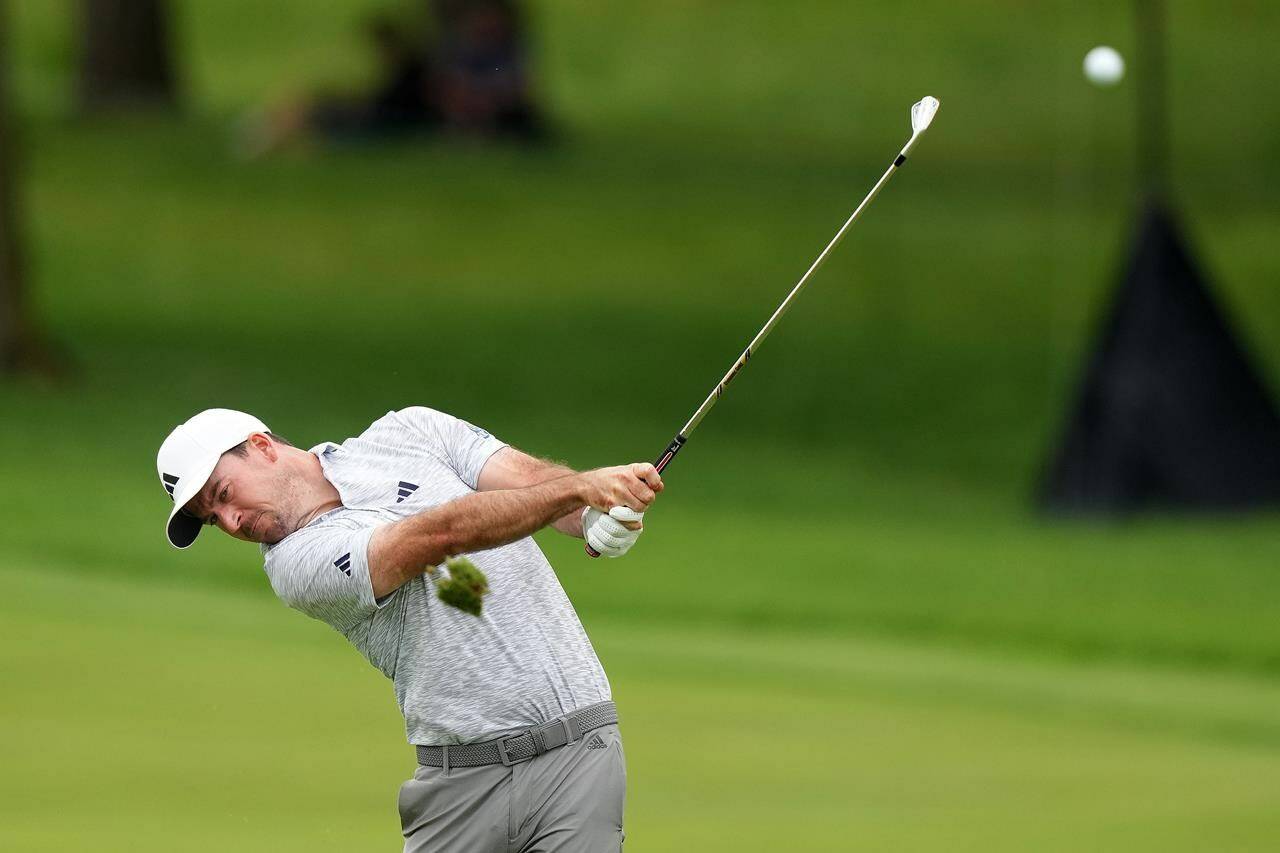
top-left (247, 432), bottom-right (278, 462)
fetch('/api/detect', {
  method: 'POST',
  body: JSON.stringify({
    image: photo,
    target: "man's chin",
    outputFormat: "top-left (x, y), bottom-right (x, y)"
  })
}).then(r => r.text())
top-left (258, 524), bottom-right (287, 545)
top-left (250, 514), bottom-right (288, 545)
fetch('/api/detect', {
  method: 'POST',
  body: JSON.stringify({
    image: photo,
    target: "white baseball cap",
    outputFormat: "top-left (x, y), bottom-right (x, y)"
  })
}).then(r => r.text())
top-left (157, 408), bottom-right (270, 549)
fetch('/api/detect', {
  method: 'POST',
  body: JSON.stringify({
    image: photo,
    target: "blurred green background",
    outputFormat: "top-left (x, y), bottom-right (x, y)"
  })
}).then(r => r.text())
top-left (3, 1), bottom-right (1279, 850)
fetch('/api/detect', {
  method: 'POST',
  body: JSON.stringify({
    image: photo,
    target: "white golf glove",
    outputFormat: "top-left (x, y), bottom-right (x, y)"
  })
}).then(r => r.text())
top-left (583, 506), bottom-right (644, 558)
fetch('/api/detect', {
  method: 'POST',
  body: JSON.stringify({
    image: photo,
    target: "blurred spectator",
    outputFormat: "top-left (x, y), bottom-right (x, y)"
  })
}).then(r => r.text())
top-left (237, 13), bottom-right (434, 157)
top-left (433, 0), bottom-right (546, 140)
top-left (238, 2), bottom-right (546, 157)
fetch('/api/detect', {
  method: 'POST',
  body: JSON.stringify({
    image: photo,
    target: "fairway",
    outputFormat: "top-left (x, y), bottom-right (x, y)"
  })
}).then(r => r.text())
top-left (5, 0), bottom-right (1280, 849)
top-left (5, 565), bottom-right (1280, 852)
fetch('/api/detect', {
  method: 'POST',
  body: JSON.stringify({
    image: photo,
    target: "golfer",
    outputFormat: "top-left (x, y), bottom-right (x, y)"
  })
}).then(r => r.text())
top-left (156, 406), bottom-right (661, 851)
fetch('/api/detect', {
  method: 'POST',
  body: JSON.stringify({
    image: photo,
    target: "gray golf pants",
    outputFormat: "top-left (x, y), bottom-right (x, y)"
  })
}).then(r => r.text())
top-left (398, 724), bottom-right (626, 852)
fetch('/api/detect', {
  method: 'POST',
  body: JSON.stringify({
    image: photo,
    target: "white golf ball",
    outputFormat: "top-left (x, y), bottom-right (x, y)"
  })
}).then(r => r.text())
top-left (1083, 46), bottom-right (1125, 86)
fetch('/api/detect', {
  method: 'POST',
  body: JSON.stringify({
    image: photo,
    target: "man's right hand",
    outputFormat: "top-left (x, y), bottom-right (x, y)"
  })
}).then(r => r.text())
top-left (576, 463), bottom-right (664, 517)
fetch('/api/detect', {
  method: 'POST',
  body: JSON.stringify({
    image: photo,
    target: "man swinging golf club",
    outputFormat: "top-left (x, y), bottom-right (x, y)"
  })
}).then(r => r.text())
top-left (156, 93), bottom-right (939, 852)
top-left (157, 406), bottom-right (662, 851)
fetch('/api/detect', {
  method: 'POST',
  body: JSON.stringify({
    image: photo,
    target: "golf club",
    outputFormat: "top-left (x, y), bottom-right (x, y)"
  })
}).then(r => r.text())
top-left (587, 95), bottom-right (940, 557)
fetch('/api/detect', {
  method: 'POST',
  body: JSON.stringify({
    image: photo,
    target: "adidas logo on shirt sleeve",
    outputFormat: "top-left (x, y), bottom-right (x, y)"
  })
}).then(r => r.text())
top-left (333, 553), bottom-right (352, 577)
top-left (396, 481), bottom-right (419, 503)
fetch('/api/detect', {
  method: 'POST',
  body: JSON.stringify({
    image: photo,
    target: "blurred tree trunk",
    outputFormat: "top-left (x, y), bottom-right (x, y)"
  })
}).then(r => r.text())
top-left (0, 1), bottom-right (52, 375)
top-left (78, 0), bottom-right (179, 112)
top-left (0, 0), bottom-right (30, 371)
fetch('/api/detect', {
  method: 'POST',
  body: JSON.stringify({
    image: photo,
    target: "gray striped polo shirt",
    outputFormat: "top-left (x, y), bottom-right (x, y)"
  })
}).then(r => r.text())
top-left (260, 407), bottom-right (611, 746)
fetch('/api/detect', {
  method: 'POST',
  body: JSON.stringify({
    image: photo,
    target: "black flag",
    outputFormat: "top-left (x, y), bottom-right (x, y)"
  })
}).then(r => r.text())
top-left (1040, 199), bottom-right (1280, 512)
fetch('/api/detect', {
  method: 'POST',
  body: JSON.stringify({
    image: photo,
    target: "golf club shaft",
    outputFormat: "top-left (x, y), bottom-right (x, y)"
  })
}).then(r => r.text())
top-left (584, 140), bottom-right (922, 558)
top-left (652, 145), bottom-right (918, 475)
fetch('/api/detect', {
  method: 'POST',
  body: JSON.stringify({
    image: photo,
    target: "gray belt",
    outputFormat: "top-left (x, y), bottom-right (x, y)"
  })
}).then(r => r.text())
top-left (415, 701), bottom-right (618, 770)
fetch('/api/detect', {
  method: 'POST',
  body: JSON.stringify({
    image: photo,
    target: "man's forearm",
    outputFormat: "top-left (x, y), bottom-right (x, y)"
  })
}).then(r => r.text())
top-left (552, 504), bottom-right (586, 537)
top-left (496, 453), bottom-right (586, 538)
top-left (552, 501), bottom-right (586, 538)
top-left (370, 477), bottom-right (585, 596)
top-left (404, 478), bottom-right (584, 557)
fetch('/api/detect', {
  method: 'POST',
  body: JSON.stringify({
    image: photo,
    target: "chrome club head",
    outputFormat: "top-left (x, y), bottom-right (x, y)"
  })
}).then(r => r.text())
top-left (911, 96), bottom-right (940, 136)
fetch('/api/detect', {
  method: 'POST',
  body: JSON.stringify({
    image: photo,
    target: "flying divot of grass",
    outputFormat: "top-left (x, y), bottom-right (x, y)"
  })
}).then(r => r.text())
top-left (431, 557), bottom-right (489, 616)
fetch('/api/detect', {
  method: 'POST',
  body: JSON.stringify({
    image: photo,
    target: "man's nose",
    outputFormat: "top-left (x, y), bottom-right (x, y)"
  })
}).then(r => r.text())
top-left (216, 507), bottom-right (241, 534)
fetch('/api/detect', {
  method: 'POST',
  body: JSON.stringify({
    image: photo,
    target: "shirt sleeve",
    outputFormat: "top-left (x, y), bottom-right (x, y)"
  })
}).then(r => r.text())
top-left (394, 406), bottom-right (508, 488)
top-left (262, 522), bottom-right (384, 633)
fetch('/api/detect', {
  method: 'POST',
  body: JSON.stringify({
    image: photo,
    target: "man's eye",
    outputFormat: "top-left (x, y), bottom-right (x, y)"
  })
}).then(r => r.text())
top-left (220, 487), bottom-right (229, 501)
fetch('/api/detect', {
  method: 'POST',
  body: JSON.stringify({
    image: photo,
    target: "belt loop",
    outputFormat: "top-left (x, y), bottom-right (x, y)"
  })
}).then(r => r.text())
top-left (442, 744), bottom-right (450, 776)
top-left (562, 715), bottom-right (580, 745)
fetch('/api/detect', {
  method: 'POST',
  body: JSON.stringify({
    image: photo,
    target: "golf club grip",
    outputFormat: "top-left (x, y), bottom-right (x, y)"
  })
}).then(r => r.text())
top-left (653, 433), bottom-right (687, 473)
top-left (585, 433), bottom-right (688, 557)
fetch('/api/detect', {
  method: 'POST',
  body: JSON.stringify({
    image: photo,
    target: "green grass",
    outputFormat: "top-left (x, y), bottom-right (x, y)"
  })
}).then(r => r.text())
top-left (5, 566), bottom-right (1280, 851)
top-left (4, 0), bottom-right (1280, 849)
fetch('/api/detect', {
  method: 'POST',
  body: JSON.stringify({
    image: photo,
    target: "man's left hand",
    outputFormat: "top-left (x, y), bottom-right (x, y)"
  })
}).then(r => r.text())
top-left (583, 506), bottom-right (644, 558)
